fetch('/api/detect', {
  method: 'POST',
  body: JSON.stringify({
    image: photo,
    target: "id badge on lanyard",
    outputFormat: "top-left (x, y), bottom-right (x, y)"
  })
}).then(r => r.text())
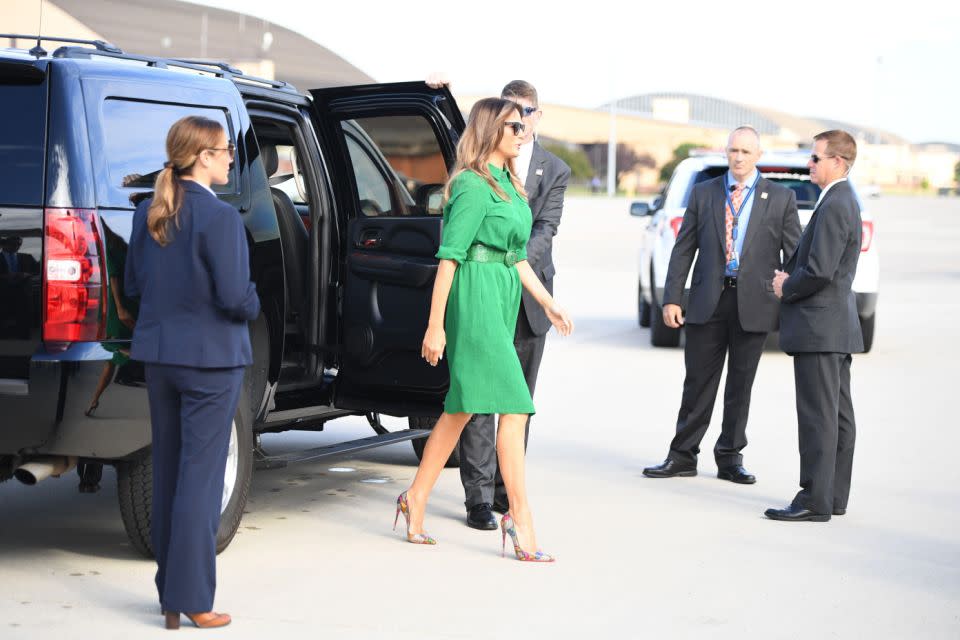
top-left (725, 173), bottom-right (760, 273)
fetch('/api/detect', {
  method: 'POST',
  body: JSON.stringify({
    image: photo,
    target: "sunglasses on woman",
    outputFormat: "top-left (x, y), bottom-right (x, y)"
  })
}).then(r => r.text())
top-left (504, 121), bottom-right (526, 136)
top-left (207, 141), bottom-right (236, 160)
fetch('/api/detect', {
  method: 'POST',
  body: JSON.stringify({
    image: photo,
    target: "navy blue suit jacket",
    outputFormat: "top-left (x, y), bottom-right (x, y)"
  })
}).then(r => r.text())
top-left (125, 180), bottom-right (260, 367)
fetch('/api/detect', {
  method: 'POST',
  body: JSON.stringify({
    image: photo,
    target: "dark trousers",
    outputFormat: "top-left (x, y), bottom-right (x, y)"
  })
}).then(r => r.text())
top-left (458, 311), bottom-right (545, 509)
top-left (792, 353), bottom-right (856, 514)
top-left (145, 363), bottom-right (244, 613)
top-left (668, 288), bottom-right (767, 467)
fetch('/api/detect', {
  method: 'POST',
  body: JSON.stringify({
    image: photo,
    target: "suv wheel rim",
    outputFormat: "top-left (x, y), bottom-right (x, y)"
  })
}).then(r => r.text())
top-left (221, 419), bottom-right (239, 514)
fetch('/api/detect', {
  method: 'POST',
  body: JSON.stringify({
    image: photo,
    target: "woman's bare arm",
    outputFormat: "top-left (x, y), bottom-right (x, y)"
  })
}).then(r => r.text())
top-left (421, 259), bottom-right (458, 366)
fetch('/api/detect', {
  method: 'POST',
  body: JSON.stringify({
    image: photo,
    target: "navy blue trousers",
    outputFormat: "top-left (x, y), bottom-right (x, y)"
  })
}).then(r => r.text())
top-left (145, 363), bottom-right (244, 613)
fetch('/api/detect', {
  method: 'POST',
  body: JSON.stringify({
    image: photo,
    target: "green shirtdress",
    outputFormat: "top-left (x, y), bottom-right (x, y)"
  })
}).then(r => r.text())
top-left (435, 165), bottom-right (535, 415)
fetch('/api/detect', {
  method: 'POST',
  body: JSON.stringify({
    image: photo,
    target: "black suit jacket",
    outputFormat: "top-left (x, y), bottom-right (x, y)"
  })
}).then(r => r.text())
top-left (0, 251), bottom-right (40, 276)
top-left (125, 180), bottom-right (261, 368)
top-left (779, 180), bottom-right (864, 354)
top-left (519, 141), bottom-right (570, 336)
top-left (663, 174), bottom-right (801, 333)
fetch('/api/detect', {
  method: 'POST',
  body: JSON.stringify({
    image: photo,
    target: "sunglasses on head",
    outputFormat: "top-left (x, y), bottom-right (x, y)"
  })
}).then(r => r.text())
top-left (520, 105), bottom-right (539, 117)
top-left (504, 121), bottom-right (526, 136)
top-left (810, 153), bottom-right (834, 164)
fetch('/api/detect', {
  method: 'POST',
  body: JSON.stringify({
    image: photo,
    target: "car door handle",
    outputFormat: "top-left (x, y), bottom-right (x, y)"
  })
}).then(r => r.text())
top-left (357, 230), bottom-right (382, 249)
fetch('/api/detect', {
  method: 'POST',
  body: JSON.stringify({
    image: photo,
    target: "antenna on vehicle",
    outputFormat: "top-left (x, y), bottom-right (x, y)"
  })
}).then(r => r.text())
top-left (29, 0), bottom-right (47, 57)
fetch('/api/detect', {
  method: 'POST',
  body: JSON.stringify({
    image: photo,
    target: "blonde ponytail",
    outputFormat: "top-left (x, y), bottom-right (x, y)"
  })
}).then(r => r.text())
top-left (148, 162), bottom-right (185, 246)
top-left (146, 116), bottom-right (224, 246)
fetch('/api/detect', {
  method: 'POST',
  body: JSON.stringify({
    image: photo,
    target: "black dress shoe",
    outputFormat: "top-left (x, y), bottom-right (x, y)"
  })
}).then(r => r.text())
top-left (764, 503), bottom-right (831, 522)
top-left (717, 465), bottom-right (756, 484)
top-left (466, 503), bottom-right (498, 530)
top-left (833, 507), bottom-right (846, 516)
top-left (491, 500), bottom-right (509, 515)
top-left (642, 459), bottom-right (697, 478)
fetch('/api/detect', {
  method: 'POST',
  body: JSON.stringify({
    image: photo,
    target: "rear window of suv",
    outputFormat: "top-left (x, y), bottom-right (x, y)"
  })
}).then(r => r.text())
top-left (101, 99), bottom-right (237, 203)
top-left (0, 69), bottom-right (46, 206)
top-left (680, 165), bottom-right (822, 209)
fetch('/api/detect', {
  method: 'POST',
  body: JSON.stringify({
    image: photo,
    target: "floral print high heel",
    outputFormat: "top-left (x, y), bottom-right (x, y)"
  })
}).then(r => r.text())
top-left (394, 491), bottom-right (437, 545)
top-left (501, 513), bottom-right (555, 562)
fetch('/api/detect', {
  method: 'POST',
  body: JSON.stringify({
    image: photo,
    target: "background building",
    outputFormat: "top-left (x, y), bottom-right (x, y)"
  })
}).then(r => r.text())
top-left (4, 0), bottom-right (372, 88)
top-left (5, 2), bottom-right (956, 194)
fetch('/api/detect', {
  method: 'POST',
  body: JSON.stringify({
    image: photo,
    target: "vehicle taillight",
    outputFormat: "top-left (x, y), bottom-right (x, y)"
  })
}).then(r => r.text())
top-left (43, 208), bottom-right (105, 343)
top-left (861, 220), bottom-right (874, 252)
top-left (669, 216), bottom-right (685, 239)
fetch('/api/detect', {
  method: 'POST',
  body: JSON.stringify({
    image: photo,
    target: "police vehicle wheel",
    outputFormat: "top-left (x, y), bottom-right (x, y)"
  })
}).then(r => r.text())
top-left (638, 280), bottom-right (652, 327)
top-left (859, 312), bottom-right (875, 353)
top-left (650, 298), bottom-right (681, 348)
top-left (117, 387), bottom-right (254, 558)
top-left (409, 416), bottom-right (460, 468)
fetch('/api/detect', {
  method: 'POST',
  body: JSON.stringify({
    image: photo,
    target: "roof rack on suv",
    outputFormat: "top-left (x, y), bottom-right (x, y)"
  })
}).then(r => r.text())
top-left (0, 33), bottom-right (297, 93)
top-left (0, 33), bottom-right (122, 55)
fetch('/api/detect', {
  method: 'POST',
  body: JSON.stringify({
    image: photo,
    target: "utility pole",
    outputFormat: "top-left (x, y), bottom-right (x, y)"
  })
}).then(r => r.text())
top-left (607, 96), bottom-right (617, 196)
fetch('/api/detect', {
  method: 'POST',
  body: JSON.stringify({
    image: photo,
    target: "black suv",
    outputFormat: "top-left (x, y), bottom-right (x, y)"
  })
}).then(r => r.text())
top-left (0, 36), bottom-right (465, 555)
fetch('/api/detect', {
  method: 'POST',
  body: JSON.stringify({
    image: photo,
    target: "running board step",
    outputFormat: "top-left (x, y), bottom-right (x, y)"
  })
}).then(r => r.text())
top-left (254, 429), bottom-right (430, 470)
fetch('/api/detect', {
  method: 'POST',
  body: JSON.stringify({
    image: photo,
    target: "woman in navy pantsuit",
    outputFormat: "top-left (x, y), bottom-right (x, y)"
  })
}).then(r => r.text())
top-left (125, 116), bottom-right (260, 630)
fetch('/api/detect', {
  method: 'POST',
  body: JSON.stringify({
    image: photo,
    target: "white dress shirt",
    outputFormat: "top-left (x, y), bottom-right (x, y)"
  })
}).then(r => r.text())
top-left (814, 177), bottom-right (848, 209)
top-left (516, 139), bottom-right (534, 186)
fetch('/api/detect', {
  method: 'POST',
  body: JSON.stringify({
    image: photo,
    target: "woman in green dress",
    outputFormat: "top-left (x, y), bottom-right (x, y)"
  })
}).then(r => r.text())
top-left (395, 98), bottom-right (573, 562)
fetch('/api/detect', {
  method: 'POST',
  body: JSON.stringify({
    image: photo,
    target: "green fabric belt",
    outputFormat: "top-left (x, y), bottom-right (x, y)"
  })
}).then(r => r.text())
top-left (465, 244), bottom-right (520, 267)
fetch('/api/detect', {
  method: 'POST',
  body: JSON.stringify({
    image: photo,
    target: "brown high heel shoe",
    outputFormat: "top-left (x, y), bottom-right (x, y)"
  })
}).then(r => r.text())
top-left (164, 611), bottom-right (232, 629)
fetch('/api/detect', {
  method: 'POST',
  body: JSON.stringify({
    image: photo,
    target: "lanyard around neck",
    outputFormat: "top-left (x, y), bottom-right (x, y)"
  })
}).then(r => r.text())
top-left (725, 172), bottom-right (760, 220)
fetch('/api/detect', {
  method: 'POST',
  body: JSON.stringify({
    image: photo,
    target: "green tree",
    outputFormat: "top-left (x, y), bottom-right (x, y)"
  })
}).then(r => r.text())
top-left (659, 142), bottom-right (702, 182)
top-left (542, 143), bottom-right (594, 180)
top-left (954, 159), bottom-right (960, 185)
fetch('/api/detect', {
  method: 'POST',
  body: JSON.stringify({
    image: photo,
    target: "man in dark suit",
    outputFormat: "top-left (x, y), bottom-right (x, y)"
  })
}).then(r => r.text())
top-left (456, 80), bottom-right (570, 529)
top-left (0, 235), bottom-right (40, 339)
top-left (644, 127), bottom-right (801, 483)
top-left (766, 130), bottom-right (863, 522)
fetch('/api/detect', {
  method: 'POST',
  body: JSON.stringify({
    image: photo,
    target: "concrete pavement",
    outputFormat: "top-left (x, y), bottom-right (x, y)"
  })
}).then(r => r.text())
top-left (1, 195), bottom-right (958, 638)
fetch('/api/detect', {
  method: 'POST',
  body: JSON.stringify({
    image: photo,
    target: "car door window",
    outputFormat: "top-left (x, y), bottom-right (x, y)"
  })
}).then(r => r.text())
top-left (343, 131), bottom-right (395, 216)
top-left (340, 115), bottom-right (449, 217)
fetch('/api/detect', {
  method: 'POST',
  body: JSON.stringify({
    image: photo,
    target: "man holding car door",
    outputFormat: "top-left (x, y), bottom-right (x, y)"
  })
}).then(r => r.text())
top-left (643, 126), bottom-right (801, 485)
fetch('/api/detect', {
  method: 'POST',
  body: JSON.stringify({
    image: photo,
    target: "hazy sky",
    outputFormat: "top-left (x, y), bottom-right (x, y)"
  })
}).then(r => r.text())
top-left (191, 0), bottom-right (959, 144)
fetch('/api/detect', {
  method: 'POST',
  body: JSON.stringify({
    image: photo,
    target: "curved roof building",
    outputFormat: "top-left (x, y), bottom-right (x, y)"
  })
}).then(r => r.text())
top-left (606, 92), bottom-right (907, 146)
top-left (5, 0), bottom-right (373, 90)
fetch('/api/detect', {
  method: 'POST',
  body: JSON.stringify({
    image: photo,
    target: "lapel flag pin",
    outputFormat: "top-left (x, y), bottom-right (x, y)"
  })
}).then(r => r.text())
top-left (760, 192), bottom-right (768, 199)
top-left (535, 168), bottom-right (543, 176)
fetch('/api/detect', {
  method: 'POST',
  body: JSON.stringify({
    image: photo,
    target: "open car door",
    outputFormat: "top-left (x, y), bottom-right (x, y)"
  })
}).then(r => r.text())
top-left (310, 82), bottom-right (464, 416)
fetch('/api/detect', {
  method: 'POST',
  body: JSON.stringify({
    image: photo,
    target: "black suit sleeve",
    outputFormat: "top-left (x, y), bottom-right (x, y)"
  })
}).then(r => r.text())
top-left (782, 201), bottom-right (849, 303)
top-left (663, 184), bottom-right (701, 306)
top-left (780, 190), bottom-right (802, 263)
top-left (201, 204), bottom-right (261, 321)
top-left (525, 160), bottom-right (569, 268)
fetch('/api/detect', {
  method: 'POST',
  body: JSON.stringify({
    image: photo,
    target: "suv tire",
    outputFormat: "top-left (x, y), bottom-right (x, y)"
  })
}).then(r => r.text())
top-left (408, 416), bottom-right (460, 468)
top-left (117, 386), bottom-right (254, 558)
top-left (638, 280), bottom-right (652, 327)
top-left (649, 278), bottom-right (681, 348)
top-left (859, 312), bottom-right (875, 353)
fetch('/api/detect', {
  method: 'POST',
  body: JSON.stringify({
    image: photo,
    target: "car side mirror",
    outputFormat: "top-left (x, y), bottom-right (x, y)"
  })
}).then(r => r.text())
top-left (415, 183), bottom-right (445, 216)
top-left (630, 201), bottom-right (652, 217)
